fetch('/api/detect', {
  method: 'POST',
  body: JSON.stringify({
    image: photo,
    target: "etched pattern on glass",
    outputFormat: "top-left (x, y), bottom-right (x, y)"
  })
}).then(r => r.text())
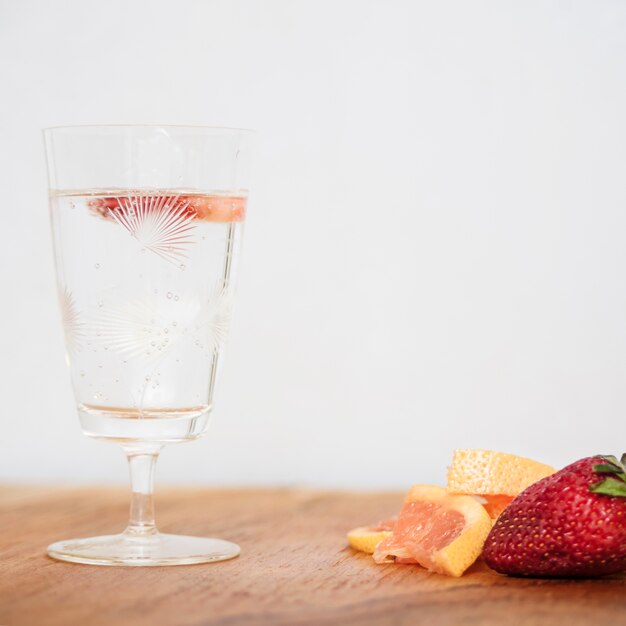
top-left (201, 285), bottom-right (234, 355)
top-left (92, 285), bottom-right (233, 362)
top-left (60, 287), bottom-right (84, 354)
top-left (93, 295), bottom-right (169, 361)
top-left (107, 195), bottom-right (196, 264)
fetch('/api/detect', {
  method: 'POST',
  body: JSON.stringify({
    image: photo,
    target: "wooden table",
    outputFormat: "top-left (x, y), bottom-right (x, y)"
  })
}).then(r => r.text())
top-left (1, 486), bottom-right (625, 625)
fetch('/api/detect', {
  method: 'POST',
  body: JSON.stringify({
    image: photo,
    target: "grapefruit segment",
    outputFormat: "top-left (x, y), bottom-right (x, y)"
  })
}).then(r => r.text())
top-left (373, 485), bottom-right (491, 577)
top-left (474, 494), bottom-right (515, 519)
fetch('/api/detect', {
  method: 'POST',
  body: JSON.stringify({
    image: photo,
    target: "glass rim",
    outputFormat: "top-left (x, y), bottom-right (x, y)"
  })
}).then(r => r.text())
top-left (42, 124), bottom-right (255, 135)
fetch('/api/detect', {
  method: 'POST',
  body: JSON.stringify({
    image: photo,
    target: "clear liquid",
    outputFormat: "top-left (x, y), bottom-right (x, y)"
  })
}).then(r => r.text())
top-left (50, 190), bottom-right (245, 442)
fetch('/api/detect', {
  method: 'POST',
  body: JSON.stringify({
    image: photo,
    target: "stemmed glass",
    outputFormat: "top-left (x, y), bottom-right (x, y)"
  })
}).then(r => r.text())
top-left (44, 125), bottom-right (253, 565)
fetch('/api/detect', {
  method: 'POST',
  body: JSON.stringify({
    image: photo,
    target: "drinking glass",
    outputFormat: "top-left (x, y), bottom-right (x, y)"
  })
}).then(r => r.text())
top-left (44, 125), bottom-right (253, 565)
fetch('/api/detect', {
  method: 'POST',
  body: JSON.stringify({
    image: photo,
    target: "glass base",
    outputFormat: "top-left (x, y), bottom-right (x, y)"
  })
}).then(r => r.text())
top-left (47, 532), bottom-right (241, 566)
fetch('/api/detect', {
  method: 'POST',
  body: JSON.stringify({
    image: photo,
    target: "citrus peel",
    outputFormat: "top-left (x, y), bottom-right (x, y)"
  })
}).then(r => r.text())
top-left (347, 526), bottom-right (393, 554)
top-left (447, 449), bottom-right (555, 497)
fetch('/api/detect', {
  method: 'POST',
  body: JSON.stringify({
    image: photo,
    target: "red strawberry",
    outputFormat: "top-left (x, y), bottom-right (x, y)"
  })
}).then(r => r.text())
top-left (483, 455), bottom-right (626, 577)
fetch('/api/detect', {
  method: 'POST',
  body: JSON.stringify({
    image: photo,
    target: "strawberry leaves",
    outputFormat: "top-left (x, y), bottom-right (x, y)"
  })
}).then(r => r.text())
top-left (590, 455), bottom-right (626, 498)
top-left (590, 478), bottom-right (626, 497)
top-left (593, 463), bottom-right (623, 474)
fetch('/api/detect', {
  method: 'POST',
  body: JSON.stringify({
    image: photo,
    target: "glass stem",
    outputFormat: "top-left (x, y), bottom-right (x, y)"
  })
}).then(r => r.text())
top-left (123, 445), bottom-right (162, 537)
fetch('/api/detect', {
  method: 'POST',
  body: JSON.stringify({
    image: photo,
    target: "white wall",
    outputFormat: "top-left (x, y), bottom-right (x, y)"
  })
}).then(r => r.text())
top-left (1, 0), bottom-right (626, 489)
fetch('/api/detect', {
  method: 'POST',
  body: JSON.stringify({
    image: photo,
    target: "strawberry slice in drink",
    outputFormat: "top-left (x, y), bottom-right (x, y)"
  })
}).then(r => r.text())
top-left (88, 193), bottom-right (246, 223)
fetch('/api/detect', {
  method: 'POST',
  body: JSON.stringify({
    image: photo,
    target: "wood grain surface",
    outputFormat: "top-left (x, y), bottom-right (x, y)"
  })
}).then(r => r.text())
top-left (1, 485), bottom-right (626, 626)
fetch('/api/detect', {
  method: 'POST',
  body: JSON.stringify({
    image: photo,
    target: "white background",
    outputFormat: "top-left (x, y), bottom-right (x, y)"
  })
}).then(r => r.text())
top-left (1, 0), bottom-right (626, 489)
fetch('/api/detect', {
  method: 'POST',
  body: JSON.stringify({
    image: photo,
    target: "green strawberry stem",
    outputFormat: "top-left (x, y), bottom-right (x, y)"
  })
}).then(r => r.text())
top-left (590, 455), bottom-right (626, 497)
top-left (590, 478), bottom-right (626, 497)
top-left (593, 465), bottom-right (626, 481)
